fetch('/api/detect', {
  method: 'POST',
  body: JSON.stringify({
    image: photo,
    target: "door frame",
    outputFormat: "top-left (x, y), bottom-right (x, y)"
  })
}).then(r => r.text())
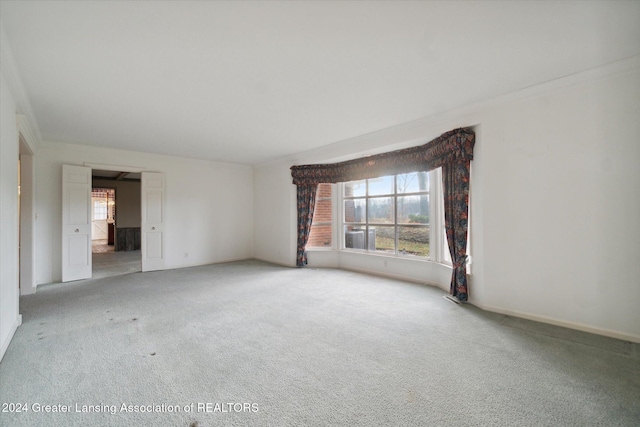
top-left (18, 131), bottom-right (36, 295)
top-left (62, 163), bottom-right (165, 279)
top-left (83, 162), bottom-right (149, 265)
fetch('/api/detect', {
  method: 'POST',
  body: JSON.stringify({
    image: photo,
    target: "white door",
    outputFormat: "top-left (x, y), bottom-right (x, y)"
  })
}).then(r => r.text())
top-left (91, 196), bottom-right (108, 240)
top-left (62, 165), bottom-right (92, 282)
top-left (141, 172), bottom-right (165, 272)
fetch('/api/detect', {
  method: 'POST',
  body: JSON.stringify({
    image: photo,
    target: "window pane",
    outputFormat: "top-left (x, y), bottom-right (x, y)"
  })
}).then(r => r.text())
top-left (344, 227), bottom-right (366, 250)
top-left (443, 227), bottom-right (451, 264)
top-left (344, 180), bottom-right (366, 197)
top-left (93, 201), bottom-right (107, 220)
top-left (398, 226), bottom-right (429, 257)
top-left (367, 197), bottom-right (394, 224)
top-left (344, 198), bottom-right (366, 224)
top-left (397, 195), bottom-right (429, 225)
top-left (368, 175), bottom-right (394, 196)
top-left (341, 171), bottom-right (438, 259)
top-left (370, 226), bottom-right (395, 254)
top-left (397, 171), bottom-right (429, 194)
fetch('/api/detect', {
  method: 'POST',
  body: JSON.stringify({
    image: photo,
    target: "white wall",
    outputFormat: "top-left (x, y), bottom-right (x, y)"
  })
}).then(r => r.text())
top-left (0, 73), bottom-right (21, 361)
top-left (477, 66), bottom-right (640, 342)
top-left (254, 60), bottom-right (640, 342)
top-left (36, 142), bottom-right (254, 284)
top-left (253, 165), bottom-right (296, 266)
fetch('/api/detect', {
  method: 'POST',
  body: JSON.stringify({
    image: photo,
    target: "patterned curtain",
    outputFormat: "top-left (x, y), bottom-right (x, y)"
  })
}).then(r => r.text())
top-left (442, 161), bottom-right (471, 301)
top-left (291, 128), bottom-right (474, 301)
top-left (296, 184), bottom-right (318, 267)
top-left (291, 128), bottom-right (474, 185)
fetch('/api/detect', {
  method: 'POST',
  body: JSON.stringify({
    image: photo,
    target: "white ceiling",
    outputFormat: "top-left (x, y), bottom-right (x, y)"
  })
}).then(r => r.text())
top-left (2, 1), bottom-right (639, 165)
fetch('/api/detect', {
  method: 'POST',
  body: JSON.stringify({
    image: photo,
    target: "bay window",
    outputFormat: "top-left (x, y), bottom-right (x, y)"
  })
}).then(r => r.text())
top-left (307, 168), bottom-right (457, 265)
top-left (343, 172), bottom-right (431, 257)
top-left (292, 127), bottom-right (474, 301)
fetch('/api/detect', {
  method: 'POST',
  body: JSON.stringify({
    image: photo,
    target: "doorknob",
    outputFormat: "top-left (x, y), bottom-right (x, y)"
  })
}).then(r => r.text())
top-left (151, 227), bottom-right (156, 230)
top-left (74, 229), bottom-right (79, 232)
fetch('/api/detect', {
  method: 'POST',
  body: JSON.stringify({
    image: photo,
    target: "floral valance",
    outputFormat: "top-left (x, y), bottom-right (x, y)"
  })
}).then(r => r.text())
top-left (291, 127), bottom-right (475, 185)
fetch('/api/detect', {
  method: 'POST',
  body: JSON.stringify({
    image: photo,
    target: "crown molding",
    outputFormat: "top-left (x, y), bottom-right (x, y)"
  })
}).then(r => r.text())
top-left (83, 162), bottom-right (146, 173)
top-left (258, 54), bottom-right (640, 169)
top-left (0, 21), bottom-right (42, 146)
top-left (16, 114), bottom-right (38, 153)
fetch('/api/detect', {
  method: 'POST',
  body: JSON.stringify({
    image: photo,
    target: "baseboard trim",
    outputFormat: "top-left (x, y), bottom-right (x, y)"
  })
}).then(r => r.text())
top-left (21, 286), bottom-right (36, 296)
top-left (253, 256), bottom-right (295, 268)
top-left (473, 302), bottom-right (640, 344)
top-left (163, 256), bottom-right (254, 271)
top-left (0, 315), bottom-right (22, 363)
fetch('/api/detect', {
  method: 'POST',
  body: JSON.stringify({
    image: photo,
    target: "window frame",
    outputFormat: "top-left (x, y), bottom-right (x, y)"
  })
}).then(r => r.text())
top-left (93, 199), bottom-right (108, 221)
top-left (307, 167), bottom-right (468, 270)
top-left (341, 172), bottom-right (433, 259)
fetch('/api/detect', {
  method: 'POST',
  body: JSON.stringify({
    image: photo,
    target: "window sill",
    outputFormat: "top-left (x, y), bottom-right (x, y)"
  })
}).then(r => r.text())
top-left (339, 248), bottom-right (439, 264)
top-left (306, 248), bottom-right (471, 276)
top-left (338, 249), bottom-right (473, 273)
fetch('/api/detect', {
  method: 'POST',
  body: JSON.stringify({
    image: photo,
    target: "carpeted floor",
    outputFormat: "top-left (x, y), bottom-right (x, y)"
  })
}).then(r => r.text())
top-left (1, 260), bottom-right (639, 426)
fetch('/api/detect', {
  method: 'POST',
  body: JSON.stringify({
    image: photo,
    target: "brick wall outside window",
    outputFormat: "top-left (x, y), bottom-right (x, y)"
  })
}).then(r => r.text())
top-left (307, 184), bottom-right (332, 248)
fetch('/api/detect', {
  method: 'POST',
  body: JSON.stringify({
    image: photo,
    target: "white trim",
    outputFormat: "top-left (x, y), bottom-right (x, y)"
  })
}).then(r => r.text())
top-left (475, 55), bottom-right (640, 112)
top-left (473, 302), bottom-right (640, 344)
top-left (431, 167), bottom-right (447, 265)
top-left (336, 249), bottom-right (453, 289)
top-left (306, 247), bottom-right (335, 252)
top-left (337, 182), bottom-right (345, 250)
top-left (40, 139), bottom-right (251, 170)
top-left (254, 255), bottom-right (295, 268)
top-left (264, 55), bottom-right (640, 168)
top-left (18, 143), bottom-right (37, 295)
top-left (165, 256), bottom-right (256, 271)
top-left (338, 264), bottom-right (446, 290)
top-left (83, 162), bottom-right (146, 173)
top-left (337, 247), bottom-right (440, 264)
top-left (16, 115), bottom-right (38, 153)
top-left (0, 315), bottom-right (22, 363)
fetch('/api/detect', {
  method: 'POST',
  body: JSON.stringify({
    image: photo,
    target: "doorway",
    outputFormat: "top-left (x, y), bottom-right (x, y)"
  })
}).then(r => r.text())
top-left (62, 165), bottom-right (165, 281)
top-left (91, 170), bottom-right (142, 279)
top-left (91, 187), bottom-right (115, 253)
